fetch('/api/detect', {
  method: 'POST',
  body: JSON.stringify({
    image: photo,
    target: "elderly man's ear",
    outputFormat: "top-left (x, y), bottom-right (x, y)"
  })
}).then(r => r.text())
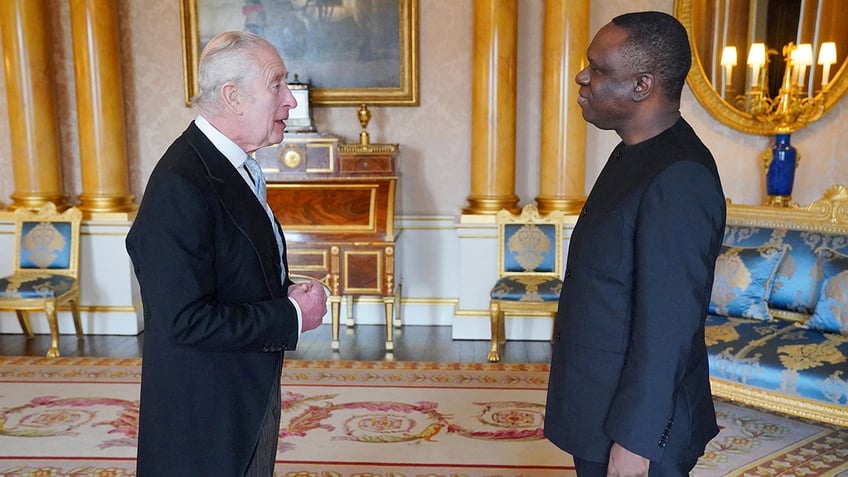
top-left (221, 82), bottom-right (243, 113)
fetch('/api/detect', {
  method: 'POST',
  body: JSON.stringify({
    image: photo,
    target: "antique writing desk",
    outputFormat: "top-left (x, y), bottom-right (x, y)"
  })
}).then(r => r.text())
top-left (255, 133), bottom-right (400, 351)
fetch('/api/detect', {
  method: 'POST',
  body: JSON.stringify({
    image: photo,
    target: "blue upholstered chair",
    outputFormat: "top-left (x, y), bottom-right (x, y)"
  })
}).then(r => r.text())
top-left (0, 203), bottom-right (84, 357)
top-left (488, 205), bottom-right (566, 362)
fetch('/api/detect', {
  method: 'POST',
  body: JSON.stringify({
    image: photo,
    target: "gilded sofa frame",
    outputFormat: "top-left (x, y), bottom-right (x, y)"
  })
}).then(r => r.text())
top-left (713, 184), bottom-right (848, 427)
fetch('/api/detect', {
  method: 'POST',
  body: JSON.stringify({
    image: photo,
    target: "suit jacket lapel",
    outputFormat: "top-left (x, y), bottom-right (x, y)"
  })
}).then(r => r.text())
top-left (181, 122), bottom-right (283, 294)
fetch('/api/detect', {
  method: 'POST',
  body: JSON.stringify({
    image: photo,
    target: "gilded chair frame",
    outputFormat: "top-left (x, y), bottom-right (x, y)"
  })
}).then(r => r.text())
top-left (488, 205), bottom-right (567, 362)
top-left (0, 203), bottom-right (84, 357)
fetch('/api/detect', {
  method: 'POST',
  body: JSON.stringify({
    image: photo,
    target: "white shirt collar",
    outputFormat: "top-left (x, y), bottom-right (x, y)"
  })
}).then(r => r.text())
top-left (194, 115), bottom-right (249, 168)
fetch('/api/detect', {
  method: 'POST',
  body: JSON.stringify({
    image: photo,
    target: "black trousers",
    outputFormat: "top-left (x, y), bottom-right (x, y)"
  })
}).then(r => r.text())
top-left (574, 456), bottom-right (698, 477)
top-left (244, 381), bottom-right (281, 477)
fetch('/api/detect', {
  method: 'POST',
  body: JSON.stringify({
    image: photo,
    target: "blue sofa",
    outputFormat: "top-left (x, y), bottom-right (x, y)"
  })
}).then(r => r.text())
top-left (706, 185), bottom-right (848, 427)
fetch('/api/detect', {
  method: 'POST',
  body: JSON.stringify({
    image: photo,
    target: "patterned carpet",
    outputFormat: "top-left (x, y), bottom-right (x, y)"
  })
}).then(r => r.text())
top-left (0, 357), bottom-right (846, 477)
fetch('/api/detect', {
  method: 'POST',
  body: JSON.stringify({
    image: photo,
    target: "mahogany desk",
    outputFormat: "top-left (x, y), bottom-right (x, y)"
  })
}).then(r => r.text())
top-left (255, 133), bottom-right (400, 351)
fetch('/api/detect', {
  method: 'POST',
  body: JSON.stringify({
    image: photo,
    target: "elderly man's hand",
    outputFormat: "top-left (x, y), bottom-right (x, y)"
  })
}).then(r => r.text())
top-left (288, 280), bottom-right (328, 332)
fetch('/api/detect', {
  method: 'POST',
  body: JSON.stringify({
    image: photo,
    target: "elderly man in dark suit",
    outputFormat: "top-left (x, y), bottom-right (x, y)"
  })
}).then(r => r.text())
top-left (544, 11), bottom-right (725, 477)
top-left (126, 31), bottom-right (327, 476)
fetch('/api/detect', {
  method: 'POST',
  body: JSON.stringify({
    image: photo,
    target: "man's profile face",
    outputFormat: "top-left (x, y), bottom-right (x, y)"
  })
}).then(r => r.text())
top-left (238, 44), bottom-right (297, 153)
top-left (574, 23), bottom-right (640, 131)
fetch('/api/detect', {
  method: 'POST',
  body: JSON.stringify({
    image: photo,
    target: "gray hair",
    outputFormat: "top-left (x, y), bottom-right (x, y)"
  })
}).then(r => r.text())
top-left (193, 31), bottom-right (273, 113)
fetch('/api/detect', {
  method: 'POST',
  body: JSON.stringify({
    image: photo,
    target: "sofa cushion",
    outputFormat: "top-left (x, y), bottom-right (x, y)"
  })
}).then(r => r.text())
top-left (723, 226), bottom-right (848, 316)
top-left (709, 244), bottom-right (787, 321)
top-left (806, 247), bottom-right (848, 334)
top-left (706, 314), bottom-right (848, 406)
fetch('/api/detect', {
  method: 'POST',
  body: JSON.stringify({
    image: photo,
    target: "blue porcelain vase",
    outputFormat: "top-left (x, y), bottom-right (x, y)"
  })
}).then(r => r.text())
top-left (766, 134), bottom-right (797, 198)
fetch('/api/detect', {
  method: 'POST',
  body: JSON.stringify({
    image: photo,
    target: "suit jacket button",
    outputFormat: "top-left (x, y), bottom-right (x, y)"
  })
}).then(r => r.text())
top-left (554, 331), bottom-right (561, 342)
top-left (565, 270), bottom-right (571, 278)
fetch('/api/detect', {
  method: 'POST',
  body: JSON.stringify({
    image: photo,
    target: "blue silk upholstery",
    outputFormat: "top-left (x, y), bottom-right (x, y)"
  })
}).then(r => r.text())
top-left (723, 226), bottom-right (848, 315)
top-left (0, 274), bottom-right (76, 299)
top-left (491, 222), bottom-right (562, 302)
top-left (502, 223), bottom-right (557, 273)
top-left (1, 220), bottom-right (76, 299)
top-left (806, 247), bottom-right (848, 334)
top-left (709, 244), bottom-right (787, 321)
top-left (490, 276), bottom-right (562, 301)
top-left (18, 221), bottom-right (73, 269)
top-left (706, 314), bottom-right (848, 406)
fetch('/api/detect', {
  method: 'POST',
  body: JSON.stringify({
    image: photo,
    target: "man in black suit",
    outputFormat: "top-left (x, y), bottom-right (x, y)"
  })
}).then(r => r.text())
top-left (126, 31), bottom-right (327, 476)
top-left (544, 11), bottom-right (725, 477)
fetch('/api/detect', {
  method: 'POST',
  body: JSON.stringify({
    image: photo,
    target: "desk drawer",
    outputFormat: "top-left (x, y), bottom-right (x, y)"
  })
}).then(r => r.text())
top-left (286, 243), bottom-right (395, 297)
top-left (287, 247), bottom-right (331, 286)
top-left (339, 154), bottom-right (394, 174)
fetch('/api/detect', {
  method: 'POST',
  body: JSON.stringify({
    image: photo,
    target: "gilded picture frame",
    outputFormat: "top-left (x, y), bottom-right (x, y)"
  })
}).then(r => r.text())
top-left (180, 0), bottom-right (419, 106)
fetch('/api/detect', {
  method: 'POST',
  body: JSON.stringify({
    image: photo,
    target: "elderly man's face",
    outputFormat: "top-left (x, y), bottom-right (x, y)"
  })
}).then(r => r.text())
top-left (574, 23), bottom-right (640, 131)
top-left (239, 44), bottom-right (297, 153)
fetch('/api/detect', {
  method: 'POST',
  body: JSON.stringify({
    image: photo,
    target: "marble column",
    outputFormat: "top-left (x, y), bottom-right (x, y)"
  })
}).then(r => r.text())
top-left (463, 0), bottom-right (519, 215)
top-left (536, 0), bottom-right (588, 215)
top-left (69, 0), bottom-right (135, 215)
top-left (0, 0), bottom-right (68, 210)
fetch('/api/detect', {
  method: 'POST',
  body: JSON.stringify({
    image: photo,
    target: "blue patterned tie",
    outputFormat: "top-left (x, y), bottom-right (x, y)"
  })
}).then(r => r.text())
top-left (244, 155), bottom-right (267, 203)
top-left (244, 155), bottom-right (286, 282)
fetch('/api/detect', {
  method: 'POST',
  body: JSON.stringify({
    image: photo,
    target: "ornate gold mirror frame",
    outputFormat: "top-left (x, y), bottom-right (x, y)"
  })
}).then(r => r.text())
top-left (674, 0), bottom-right (848, 135)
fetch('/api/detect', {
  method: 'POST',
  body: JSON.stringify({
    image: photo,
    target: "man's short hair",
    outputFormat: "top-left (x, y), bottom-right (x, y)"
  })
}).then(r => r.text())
top-left (612, 11), bottom-right (691, 102)
top-left (193, 31), bottom-right (273, 112)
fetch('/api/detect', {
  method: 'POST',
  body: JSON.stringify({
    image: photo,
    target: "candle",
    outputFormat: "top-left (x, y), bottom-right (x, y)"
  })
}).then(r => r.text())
top-left (721, 46), bottom-right (737, 85)
top-left (793, 44), bottom-right (813, 86)
top-left (747, 43), bottom-right (766, 89)
top-left (818, 42), bottom-right (837, 86)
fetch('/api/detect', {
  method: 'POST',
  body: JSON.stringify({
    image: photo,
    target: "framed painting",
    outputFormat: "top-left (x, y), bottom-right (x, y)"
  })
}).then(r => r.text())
top-left (180, 0), bottom-right (419, 106)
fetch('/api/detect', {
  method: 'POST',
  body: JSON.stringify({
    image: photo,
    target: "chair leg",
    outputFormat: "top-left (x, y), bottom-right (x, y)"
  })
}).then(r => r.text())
top-left (345, 295), bottom-right (355, 328)
top-left (44, 301), bottom-right (61, 358)
top-left (488, 302), bottom-right (501, 363)
top-left (16, 310), bottom-right (35, 339)
top-left (393, 281), bottom-right (403, 328)
top-left (70, 298), bottom-right (84, 339)
top-left (499, 310), bottom-right (506, 344)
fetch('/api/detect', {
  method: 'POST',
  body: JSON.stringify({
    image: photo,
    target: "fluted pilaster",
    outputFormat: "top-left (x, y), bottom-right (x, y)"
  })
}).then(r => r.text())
top-left (463, 0), bottom-right (519, 215)
top-left (536, 0), bottom-right (588, 214)
top-left (70, 0), bottom-right (135, 215)
top-left (0, 0), bottom-right (68, 210)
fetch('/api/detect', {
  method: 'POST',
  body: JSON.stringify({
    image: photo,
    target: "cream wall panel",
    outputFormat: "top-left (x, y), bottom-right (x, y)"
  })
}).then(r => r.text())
top-left (1, 0), bottom-right (848, 213)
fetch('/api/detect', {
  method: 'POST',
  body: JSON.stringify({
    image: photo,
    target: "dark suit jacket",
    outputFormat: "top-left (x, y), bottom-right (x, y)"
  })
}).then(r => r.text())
top-left (544, 119), bottom-right (725, 464)
top-left (126, 122), bottom-right (299, 476)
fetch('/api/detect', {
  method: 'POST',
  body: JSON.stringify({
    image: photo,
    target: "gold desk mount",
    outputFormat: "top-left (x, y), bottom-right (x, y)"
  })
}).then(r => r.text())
top-left (358, 103), bottom-right (372, 145)
top-left (339, 103), bottom-right (398, 155)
